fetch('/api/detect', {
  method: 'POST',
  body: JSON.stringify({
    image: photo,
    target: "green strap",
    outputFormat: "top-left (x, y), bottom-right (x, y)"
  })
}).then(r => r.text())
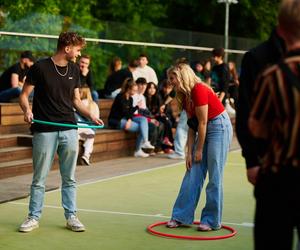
top-left (32, 119), bottom-right (104, 129)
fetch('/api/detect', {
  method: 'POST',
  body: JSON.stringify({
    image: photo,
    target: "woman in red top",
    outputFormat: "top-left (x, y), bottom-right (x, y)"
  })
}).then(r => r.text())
top-left (166, 63), bottom-right (233, 231)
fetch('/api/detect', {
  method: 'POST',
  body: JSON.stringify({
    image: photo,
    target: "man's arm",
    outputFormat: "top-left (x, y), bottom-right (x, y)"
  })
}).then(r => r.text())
top-left (11, 73), bottom-right (20, 88)
top-left (19, 83), bottom-right (34, 123)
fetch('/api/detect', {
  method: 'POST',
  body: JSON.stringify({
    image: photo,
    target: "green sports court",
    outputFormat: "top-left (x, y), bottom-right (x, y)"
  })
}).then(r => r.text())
top-left (0, 151), bottom-right (257, 250)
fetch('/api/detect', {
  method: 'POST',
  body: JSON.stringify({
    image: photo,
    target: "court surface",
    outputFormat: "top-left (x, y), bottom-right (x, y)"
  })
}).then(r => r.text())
top-left (0, 151), bottom-right (256, 250)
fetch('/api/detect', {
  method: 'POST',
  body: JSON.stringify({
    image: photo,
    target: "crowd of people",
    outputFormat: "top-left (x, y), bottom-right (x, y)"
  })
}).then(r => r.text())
top-left (0, 46), bottom-right (239, 161)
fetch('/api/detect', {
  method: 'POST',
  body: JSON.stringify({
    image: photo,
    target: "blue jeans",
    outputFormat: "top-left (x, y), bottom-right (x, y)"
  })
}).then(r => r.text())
top-left (173, 110), bottom-right (188, 156)
top-left (120, 116), bottom-right (149, 151)
top-left (0, 87), bottom-right (22, 102)
top-left (29, 130), bottom-right (79, 220)
top-left (171, 112), bottom-right (233, 228)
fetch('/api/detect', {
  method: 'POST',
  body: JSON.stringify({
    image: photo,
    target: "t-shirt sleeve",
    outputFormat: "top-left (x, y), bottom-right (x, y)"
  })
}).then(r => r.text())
top-left (74, 64), bottom-right (81, 89)
top-left (25, 63), bottom-right (40, 86)
top-left (192, 84), bottom-right (208, 106)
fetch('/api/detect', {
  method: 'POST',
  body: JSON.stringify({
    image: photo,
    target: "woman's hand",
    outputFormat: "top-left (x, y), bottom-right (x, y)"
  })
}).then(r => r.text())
top-left (194, 150), bottom-right (202, 162)
top-left (125, 119), bottom-right (132, 130)
top-left (186, 152), bottom-right (193, 171)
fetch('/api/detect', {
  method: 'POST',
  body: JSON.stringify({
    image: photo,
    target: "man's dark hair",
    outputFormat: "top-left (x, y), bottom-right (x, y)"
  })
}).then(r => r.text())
top-left (20, 50), bottom-right (35, 62)
top-left (136, 77), bottom-right (147, 85)
top-left (128, 59), bottom-right (139, 68)
top-left (57, 32), bottom-right (86, 51)
top-left (139, 53), bottom-right (148, 59)
top-left (212, 48), bottom-right (225, 58)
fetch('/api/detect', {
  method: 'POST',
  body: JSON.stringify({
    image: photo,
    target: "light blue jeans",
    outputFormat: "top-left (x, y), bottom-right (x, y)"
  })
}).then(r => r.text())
top-left (120, 116), bottom-right (149, 151)
top-left (29, 130), bottom-right (78, 220)
top-left (173, 110), bottom-right (188, 156)
top-left (171, 112), bottom-right (233, 229)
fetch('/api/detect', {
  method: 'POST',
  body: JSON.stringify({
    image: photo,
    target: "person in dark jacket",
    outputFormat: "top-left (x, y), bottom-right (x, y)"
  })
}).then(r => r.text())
top-left (236, 28), bottom-right (286, 185)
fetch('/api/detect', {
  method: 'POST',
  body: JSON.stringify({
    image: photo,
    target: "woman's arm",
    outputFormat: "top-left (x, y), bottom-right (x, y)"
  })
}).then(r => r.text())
top-left (194, 105), bottom-right (208, 162)
top-left (186, 127), bottom-right (196, 170)
top-left (73, 88), bottom-right (103, 125)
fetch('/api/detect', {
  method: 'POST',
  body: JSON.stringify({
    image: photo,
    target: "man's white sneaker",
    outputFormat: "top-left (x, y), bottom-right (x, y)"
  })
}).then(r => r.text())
top-left (66, 215), bottom-right (86, 232)
top-left (19, 217), bottom-right (39, 232)
top-left (141, 141), bottom-right (155, 149)
top-left (168, 153), bottom-right (185, 160)
top-left (134, 149), bottom-right (149, 158)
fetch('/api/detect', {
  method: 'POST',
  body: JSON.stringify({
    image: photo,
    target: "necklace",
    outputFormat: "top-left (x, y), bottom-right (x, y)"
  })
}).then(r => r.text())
top-left (51, 57), bottom-right (68, 77)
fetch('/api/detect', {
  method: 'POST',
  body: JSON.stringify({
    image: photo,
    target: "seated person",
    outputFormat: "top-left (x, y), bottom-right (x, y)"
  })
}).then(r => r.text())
top-left (78, 55), bottom-right (99, 102)
top-left (145, 82), bottom-right (174, 151)
top-left (104, 59), bottom-right (139, 98)
top-left (132, 77), bottom-right (158, 154)
top-left (108, 78), bottom-right (154, 157)
top-left (0, 51), bottom-right (35, 102)
top-left (107, 56), bottom-right (122, 76)
top-left (75, 86), bottom-right (100, 166)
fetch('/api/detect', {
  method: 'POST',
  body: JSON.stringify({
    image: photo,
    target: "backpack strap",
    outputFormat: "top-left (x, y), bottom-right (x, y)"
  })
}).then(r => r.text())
top-left (278, 61), bottom-right (300, 91)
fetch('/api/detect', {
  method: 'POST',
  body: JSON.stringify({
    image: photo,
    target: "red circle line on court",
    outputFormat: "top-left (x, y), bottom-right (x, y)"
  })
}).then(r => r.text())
top-left (147, 221), bottom-right (237, 240)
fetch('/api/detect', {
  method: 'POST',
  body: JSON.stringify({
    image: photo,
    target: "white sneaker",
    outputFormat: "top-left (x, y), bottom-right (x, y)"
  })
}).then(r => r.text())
top-left (81, 155), bottom-right (90, 166)
top-left (134, 149), bottom-right (149, 158)
top-left (168, 152), bottom-right (185, 160)
top-left (141, 141), bottom-right (155, 149)
top-left (19, 217), bottom-right (39, 232)
top-left (66, 215), bottom-right (86, 232)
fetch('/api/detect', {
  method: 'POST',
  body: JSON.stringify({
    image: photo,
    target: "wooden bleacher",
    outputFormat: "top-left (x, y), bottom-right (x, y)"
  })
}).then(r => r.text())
top-left (0, 99), bottom-right (136, 179)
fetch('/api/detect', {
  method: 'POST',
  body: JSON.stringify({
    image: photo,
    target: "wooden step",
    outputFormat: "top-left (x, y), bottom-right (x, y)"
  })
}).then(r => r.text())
top-left (0, 146), bottom-right (32, 163)
top-left (0, 134), bottom-right (19, 148)
top-left (0, 158), bottom-right (60, 179)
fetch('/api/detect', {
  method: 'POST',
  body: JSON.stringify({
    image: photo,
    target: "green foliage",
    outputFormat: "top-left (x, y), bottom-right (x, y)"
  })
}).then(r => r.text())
top-left (0, 0), bottom-right (281, 88)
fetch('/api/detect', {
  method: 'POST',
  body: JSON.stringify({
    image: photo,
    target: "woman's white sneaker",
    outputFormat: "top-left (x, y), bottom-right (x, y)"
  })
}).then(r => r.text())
top-left (134, 149), bottom-right (149, 158)
top-left (19, 217), bottom-right (39, 232)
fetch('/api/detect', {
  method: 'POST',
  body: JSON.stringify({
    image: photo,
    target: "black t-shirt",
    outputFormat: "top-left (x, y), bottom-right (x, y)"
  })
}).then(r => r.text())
top-left (26, 57), bottom-right (80, 132)
top-left (211, 63), bottom-right (230, 93)
top-left (104, 68), bottom-right (133, 96)
top-left (0, 63), bottom-right (29, 91)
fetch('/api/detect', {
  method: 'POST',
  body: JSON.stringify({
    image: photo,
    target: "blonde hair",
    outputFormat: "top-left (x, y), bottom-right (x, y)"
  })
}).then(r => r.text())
top-left (80, 87), bottom-right (99, 117)
top-left (278, 0), bottom-right (300, 42)
top-left (167, 63), bottom-right (201, 99)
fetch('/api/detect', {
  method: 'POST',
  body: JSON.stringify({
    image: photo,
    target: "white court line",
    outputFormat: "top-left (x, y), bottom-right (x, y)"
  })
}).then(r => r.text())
top-left (50, 161), bottom-right (244, 193)
top-left (8, 201), bottom-right (253, 228)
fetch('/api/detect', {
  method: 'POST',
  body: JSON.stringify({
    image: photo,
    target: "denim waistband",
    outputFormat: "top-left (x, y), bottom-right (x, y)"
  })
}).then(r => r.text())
top-left (209, 111), bottom-right (228, 122)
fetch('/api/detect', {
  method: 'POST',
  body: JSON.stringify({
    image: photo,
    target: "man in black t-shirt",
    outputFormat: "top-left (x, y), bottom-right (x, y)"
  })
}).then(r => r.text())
top-left (78, 54), bottom-right (99, 101)
top-left (211, 48), bottom-right (230, 105)
top-left (19, 32), bottom-right (103, 233)
top-left (104, 59), bottom-right (139, 98)
top-left (0, 51), bottom-right (35, 102)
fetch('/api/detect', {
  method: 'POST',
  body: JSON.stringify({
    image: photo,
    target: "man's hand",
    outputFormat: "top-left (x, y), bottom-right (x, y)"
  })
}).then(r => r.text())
top-left (247, 166), bottom-right (260, 185)
top-left (24, 110), bottom-right (33, 124)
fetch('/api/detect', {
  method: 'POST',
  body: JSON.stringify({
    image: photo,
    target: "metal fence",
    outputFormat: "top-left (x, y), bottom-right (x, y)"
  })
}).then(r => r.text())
top-left (0, 13), bottom-right (259, 89)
